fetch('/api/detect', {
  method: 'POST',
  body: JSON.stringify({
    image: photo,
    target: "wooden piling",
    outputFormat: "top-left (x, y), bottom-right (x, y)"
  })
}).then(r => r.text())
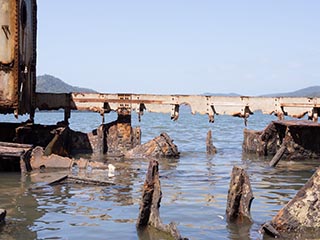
top-left (136, 159), bottom-right (186, 240)
top-left (206, 130), bottom-right (217, 155)
top-left (226, 166), bottom-right (254, 224)
top-left (269, 145), bottom-right (287, 167)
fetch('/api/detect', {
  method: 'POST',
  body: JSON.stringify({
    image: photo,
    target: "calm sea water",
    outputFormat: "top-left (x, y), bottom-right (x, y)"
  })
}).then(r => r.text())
top-left (0, 109), bottom-right (318, 240)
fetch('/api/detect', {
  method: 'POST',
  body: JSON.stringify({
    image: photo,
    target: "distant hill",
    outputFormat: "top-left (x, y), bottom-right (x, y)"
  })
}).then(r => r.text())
top-left (203, 86), bottom-right (320, 97)
top-left (36, 75), bottom-right (319, 98)
top-left (36, 74), bottom-right (97, 93)
top-left (261, 86), bottom-right (320, 97)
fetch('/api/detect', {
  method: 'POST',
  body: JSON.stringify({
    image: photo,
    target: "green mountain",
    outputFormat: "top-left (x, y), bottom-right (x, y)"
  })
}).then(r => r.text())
top-left (36, 74), bottom-right (97, 93)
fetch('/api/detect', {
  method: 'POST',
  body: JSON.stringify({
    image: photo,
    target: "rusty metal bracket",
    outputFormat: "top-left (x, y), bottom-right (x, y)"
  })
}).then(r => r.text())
top-left (243, 106), bottom-right (252, 126)
top-left (309, 107), bottom-right (319, 122)
top-left (171, 104), bottom-right (179, 121)
top-left (208, 105), bottom-right (216, 123)
top-left (138, 103), bottom-right (146, 122)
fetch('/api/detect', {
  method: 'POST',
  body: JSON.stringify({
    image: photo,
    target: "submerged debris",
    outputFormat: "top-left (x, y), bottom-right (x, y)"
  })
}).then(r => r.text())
top-left (262, 167), bottom-right (320, 237)
top-left (0, 119), bottom-right (179, 172)
top-left (27, 146), bottom-right (108, 171)
top-left (136, 159), bottom-right (187, 240)
top-left (125, 133), bottom-right (179, 159)
top-left (243, 120), bottom-right (320, 165)
top-left (0, 209), bottom-right (6, 224)
top-left (48, 175), bottom-right (114, 186)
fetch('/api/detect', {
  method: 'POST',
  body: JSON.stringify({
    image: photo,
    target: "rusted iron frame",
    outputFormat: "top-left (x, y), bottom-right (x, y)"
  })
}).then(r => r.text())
top-left (71, 94), bottom-right (320, 122)
top-left (35, 92), bottom-right (320, 123)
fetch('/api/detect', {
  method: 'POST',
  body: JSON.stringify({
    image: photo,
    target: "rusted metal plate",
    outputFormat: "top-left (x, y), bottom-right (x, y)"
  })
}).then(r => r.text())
top-left (36, 93), bottom-right (71, 111)
top-left (18, 0), bottom-right (37, 115)
top-left (0, 0), bottom-right (37, 115)
top-left (273, 120), bottom-right (320, 127)
top-left (0, 0), bottom-right (19, 113)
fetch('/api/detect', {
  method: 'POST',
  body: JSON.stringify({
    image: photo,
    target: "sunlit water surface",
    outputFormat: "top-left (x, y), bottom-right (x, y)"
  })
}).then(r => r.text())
top-left (0, 110), bottom-right (318, 239)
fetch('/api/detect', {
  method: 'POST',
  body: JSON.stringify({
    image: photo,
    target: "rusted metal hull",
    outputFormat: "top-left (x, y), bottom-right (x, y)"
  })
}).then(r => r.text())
top-left (0, 0), bottom-right (37, 116)
top-left (243, 120), bottom-right (320, 161)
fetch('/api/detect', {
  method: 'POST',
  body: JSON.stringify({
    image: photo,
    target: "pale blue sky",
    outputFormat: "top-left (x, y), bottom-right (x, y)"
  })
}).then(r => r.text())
top-left (37, 1), bottom-right (320, 95)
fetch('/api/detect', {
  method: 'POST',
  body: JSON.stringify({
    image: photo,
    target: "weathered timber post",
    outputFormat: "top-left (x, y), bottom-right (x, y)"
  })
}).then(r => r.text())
top-left (136, 159), bottom-right (186, 240)
top-left (269, 129), bottom-right (293, 167)
top-left (262, 167), bottom-right (320, 237)
top-left (226, 166), bottom-right (254, 224)
top-left (0, 209), bottom-right (6, 223)
top-left (206, 130), bottom-right (217, 155)
top-left (269, 145), bottom-right (287, 167)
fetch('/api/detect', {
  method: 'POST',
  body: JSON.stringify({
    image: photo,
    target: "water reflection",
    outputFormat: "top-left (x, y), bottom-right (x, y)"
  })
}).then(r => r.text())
top-left (0, 173), bottom-right (40, 240)
top-left (227, 222), bottom-right (253, 240)
top-left (1, 155), bottom-right (181, 239)
top-left (137, 225), bottom-right (178, 240)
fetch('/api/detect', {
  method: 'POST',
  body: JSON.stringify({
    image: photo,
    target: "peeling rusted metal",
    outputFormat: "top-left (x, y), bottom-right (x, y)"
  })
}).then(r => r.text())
top-left (0, 0), bottom-right (37, 116)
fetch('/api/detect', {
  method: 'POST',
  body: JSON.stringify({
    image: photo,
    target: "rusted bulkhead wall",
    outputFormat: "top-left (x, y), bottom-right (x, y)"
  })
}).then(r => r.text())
top-left (243, 129), bottom-right (266, 155)
top-left (285, 124), bottom-right (320, 160)
top-left (0, 122), bottom-right (57, 146)
top-left (69, 120), bottom-right (141, 156)
top-left (243, 123), bottom-right (278, 156)
top-left (104, 116), bottom-right (141, 155)
top-left (243, 121), bottom-right (320, 160)
top-left (0, 0), bottom-right (37, 115)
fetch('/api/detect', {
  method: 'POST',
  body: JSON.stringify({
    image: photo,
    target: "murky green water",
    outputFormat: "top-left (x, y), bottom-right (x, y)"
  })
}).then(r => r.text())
top-left (0, 110), bottom-right (318, 239)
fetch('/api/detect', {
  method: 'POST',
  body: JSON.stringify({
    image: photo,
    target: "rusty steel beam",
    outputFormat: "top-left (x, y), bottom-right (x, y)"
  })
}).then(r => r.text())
top-left (35, 92), bottom-right (320, 123)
